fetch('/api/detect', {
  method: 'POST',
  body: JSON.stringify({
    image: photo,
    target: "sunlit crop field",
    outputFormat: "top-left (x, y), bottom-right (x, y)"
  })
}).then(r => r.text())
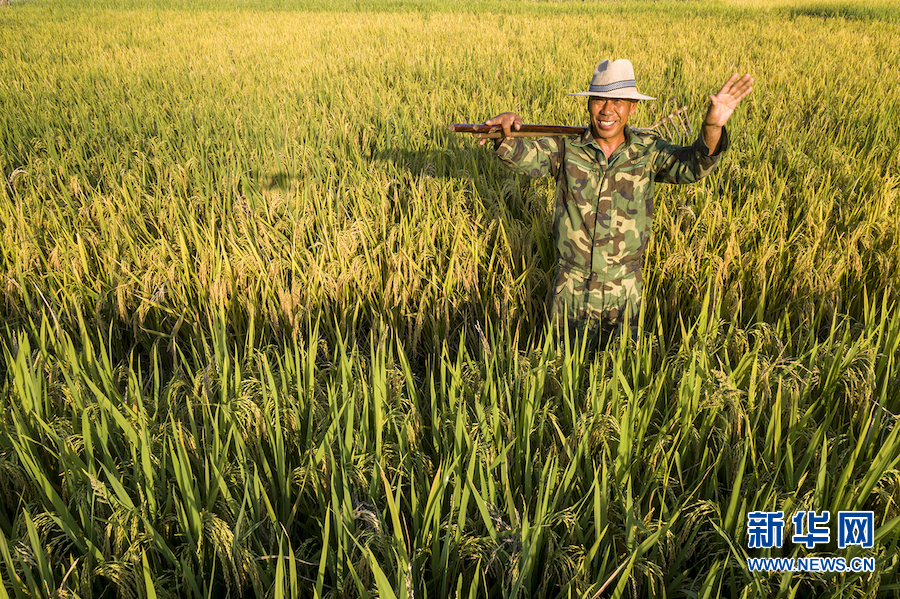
top-left (1, 0), bottom-right (900, 597)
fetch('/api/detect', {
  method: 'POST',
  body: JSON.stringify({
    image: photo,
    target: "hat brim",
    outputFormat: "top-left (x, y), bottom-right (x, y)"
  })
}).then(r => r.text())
top-left (569, 90), bottom-right (655, 101)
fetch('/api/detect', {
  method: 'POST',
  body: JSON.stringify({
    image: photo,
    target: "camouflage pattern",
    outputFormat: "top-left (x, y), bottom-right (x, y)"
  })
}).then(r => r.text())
top-left (496, 126), bottom-right (729, 335)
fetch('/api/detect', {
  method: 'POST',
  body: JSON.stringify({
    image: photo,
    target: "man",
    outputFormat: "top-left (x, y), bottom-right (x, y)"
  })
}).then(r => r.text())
top-left (482, 59), bottom-right (753, 345)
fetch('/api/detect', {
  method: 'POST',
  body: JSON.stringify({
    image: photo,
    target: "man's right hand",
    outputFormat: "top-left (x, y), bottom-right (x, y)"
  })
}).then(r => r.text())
top-left (479, 112), bottom-right (522, 145)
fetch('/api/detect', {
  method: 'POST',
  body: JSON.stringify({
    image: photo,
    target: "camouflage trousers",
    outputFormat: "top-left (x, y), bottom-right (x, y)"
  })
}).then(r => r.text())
top-left (551, 261), bottom-right (641, 347)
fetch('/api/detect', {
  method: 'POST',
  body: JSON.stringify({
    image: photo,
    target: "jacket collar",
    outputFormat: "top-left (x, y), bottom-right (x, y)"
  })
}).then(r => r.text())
top-left (573, 126), bottom-right (648, 161)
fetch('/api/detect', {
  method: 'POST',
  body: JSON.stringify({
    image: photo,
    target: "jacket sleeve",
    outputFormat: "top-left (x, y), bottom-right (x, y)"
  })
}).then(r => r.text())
top-left (651, 127), bottom-right (730, 184)
top-left (494, 136), bottom-right (562, 178)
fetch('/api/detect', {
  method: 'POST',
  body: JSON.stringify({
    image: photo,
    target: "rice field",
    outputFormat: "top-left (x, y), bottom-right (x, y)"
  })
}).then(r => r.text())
top-left (1, 0), bottom-right (900, 597)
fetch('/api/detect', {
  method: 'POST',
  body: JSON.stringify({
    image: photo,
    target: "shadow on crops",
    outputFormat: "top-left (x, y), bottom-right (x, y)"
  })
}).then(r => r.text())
top-left (264, 171), bottom-right (294, 190)
top-left (373, 124), bottom-right (496, 180)
top-left (249, 170), bottom-right (295, 191)
top-left (787, 4), bottom-right (900, 22)
top-left (373, 123), bottom-right (554, 226)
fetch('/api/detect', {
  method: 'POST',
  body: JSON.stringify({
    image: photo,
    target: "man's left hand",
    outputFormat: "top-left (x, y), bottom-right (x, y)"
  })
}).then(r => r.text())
top-left (701, 73), bottom-right (753, 154)
top-left (704, 73), bottom-right (754, 128)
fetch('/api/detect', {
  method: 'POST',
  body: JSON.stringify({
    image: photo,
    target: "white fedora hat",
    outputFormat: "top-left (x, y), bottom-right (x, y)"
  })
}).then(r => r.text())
top-left (570, 59), bottom-right (655, 101)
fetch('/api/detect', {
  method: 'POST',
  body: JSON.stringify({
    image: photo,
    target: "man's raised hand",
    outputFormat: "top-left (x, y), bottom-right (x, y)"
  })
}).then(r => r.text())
top-left (704, 73), bottom-right (754, 128)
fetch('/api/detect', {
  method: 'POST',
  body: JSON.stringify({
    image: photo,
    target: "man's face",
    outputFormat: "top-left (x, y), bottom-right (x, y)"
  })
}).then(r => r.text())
top-left (588, 97), bottom-right (638, 144)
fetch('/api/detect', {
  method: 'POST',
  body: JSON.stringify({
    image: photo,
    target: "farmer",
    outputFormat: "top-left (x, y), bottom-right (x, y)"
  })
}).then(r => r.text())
top-left (482, 59), bottom-right (753, 345)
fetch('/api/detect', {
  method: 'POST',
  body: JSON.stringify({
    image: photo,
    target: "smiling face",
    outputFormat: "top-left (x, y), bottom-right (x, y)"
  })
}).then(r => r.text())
top-left (588, 96), bottom-right (638, 149)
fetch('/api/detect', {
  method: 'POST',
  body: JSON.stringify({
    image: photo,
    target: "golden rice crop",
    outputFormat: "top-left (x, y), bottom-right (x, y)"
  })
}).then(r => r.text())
top-left (1, 0), bottom-right (899, 597)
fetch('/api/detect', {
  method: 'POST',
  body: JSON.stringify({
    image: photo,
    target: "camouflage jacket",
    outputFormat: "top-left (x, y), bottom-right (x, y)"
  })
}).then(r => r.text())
top-left (495, 126), bottom-right (728, 330)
